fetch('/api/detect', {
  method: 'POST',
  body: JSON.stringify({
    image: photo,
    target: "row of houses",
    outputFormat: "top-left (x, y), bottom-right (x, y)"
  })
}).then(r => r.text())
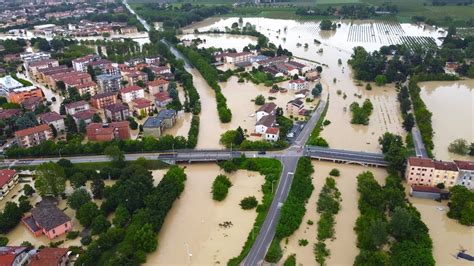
top-left (254, 102), bottom-right (280, 141)
top-left (31, 21), bottom-right (138, 38)
top-left (0, 247), bottom-right (69, 266)
top-left (406, 157), bottom-right (474, 190)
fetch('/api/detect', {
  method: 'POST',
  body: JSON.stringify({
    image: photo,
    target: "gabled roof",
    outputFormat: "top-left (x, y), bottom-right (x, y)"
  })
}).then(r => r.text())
top-left (91, 91), bottom-right (116, 100)
top-left (154, 91), bottom-right (171, 102)
top-left (132, 98), bottom-right (152, 108)
top-left (266, 127), bottom-right (279, 135)
top-left (40, 112), bottom-right (63, 123)
top-left (408, 157), bottom-right (435, 168)
top-left (31, 200), bottom-right (71, 231)
top-left (454, 160), bottom-right (474, 171)
top-left (72, 110), bottom-right (96, 120)
top-left (257, 102), bottom-right (277, 114)
top-left (15, 124), bottom-right (51, 138)
top-left (256, 114), bottom-right (276, 127)
top-left (148, 79), bottom-right (169, 87)
top-left (0, 169), bottom-right (17, 188)
top-left (411, 185), bottom-right (441, 194)
top-left (121, 85), bottom-right (143, 94)
top-left (65, 100), bottom-right (88, 110)
top-left (29, 247), bottom-right (68, 266)
top-left (0, 246), bottom-right (29, 265)
top-left (434, 160), bottom-right (458, 171)
top-left (104, 103), bottom-right (128, 113)
top-left (157, 109), bottom-right (176, 119)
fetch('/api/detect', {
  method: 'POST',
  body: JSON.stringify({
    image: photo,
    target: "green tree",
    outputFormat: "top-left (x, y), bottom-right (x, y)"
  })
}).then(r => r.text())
top-left (375, 74), bottom-right (387, 86)
top-left (365, 83), bottom-right (372, 91)
top-left (319, 20), bottom-right (333, 30)
top-left (34, 162), bottom-right (66, 197)
top-left (112, 204), bottom-right (130, 228)
top-left (447, 185), bottom-right (474, 225)
top-left (91, 178), bottom-right (105, 199)
top-left (92, 113), bottom-right (102, 123)
top-left (70, 172), bottom-right (87, 189)
top-left (255, 95), bottom-right (265, 105)
top-left (77, 202), bottom-right (101, 227)
top-left (312, 83), bottom-right (323, 97)
top-left (132, 224), bottom-right (157, 253)
top-left (403, 113), bottom-right (415, 131)
top-left (212, 174), bottom-right (232, 201)
top-left (104, 145), bottom-right (125, 168)
top-left (49, 124), bottom-right (58, 138)
top-left (283, 254), bottom-right (296, 266)
top-left (448, 138), bottom-right (469, 155)
top-left (127, 117), bottom-right (138, 130)
top-left (265, 239), bottom-right (283, 263)
top-left (240, 196), bottom-right (258, 210)
top-left (23, 184), bottom-right (35, 196)
top-left (329, 169), bottom-right (340, 177)
top-left (67, 188), bottom-right (91, 210)
top-left (235, 126), bottom-right (245, 145)
top-left (91, 215), bottom-right (110, 235)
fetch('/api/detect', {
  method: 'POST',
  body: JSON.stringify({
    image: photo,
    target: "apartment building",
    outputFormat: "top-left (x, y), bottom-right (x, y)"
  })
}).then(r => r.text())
top-left (90, 91), bottom-right (117, 109)
top-left (120, 85), bottom-right (144, 103)
top-left (65, 100), bottom-right (90, 115)
top-left (0, 169), bottom-right (19, 200)
top-left (15, 124), bottom-right (53, 148)
top-left (288, 79), bottom-right (309, 91)
top-left (7, 86), bottom-right (44, 104)
top-left (96, 74), bottom-right (122, 93)
top-left (455, 160), bottom-right (474, 190)
top-left (39, 111), bottom-right (65, 132)
top-left (86, 122), bottom-right (131, 142)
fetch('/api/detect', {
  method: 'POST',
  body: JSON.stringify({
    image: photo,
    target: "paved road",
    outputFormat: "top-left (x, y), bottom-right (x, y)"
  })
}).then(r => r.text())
top-left (411, 126), bottom-right (428, 158)
top-left (306, 146), bottom-right (387, 166)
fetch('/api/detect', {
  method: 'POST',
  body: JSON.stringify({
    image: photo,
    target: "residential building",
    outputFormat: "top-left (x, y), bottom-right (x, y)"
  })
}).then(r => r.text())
top-left (72, 110), bottom-right (96, 126)
top-left (287, 61), bottom-right (310, 74)
top-left (150, 66), bottom-right (171, 76)
top-left (154, 91), bottom-right (172, 108)
top-left (122, 71), bottom-right (147, 86)
top-left (37, 65), bottom-right (70, 83)
top-left (104, 103), bottom-right (130, 121)
top-left (39, 112), bottom-right (65, 132)
top-left (405, 157), bottom-right (435, 187)
top-left (455, 160), bottom-right (474, 190)
top-left (305, 70), bottom-right (320, 81)
top-left (120, 85), bottom-right (145, 103)
top-left (432, 160), bottom-right (459, 188)
top-left (275, 63), bottom-right (299, 76)
top-left (157, 109), bottom-right (177, 129)
top-left (75, 81), bottom-right (98, 96)
top-left (65, 100), bottom-right (90, 115)
top-left (0, 75), bottom-right (23, 93)
top-left (288, 79), bottom-right (309, 91)
top-left (22, 199), bottom-right (72, 240)
top-left (255, 114), bottom-right (276, 135)
top-left (20, 52), bottom-right (51, 70)
top-left (148, 79), bottom-right (169, 95)
top-left (145, 57), bottom-right (160, 65)
top-left (15, 124), bottom-right (53, 148)
top-left (223, 52), bottom-right (252, 64)
top-left (21, 96), bottom-right (43, 111)
top-left (29, 247), bottom-right (69, 266)
top-left (0, 109), bottom-right (20, 120)
top-left (0, 169), bottom-right (19, 200)
top-left (28, 59), bottom-right (59, 79)
top-left (86, 122), bottom-right (130, 142)
top-left (265, 127), bottom-right (279, 142)
top-left (254, 55), bottom-right (288, 68)
top-left (90, 91), bottom-right (117, 109)
top-left (256, 102), bottom-right (277, 121)
top-left (142, 109), bottom-right (176, 137)
top-left (263, 66), bottom-right (283, 77)
top-left (286, 99), bottom-right (305, 116)
top-left (0, 246), bottom-right (35, 266)
top-left (7, 86), bottom-right (44, 104)
top-left (72, 54), bottom-right (99, 72)
top-left (132, 98), bottom-right (152, 115)
top-left (96, 74), bottom-right (122, 93)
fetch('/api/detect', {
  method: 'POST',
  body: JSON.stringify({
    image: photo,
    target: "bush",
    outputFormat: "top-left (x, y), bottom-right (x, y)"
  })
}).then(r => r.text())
top-left (23, 184), bottom-right (35, 196)
top-left (240, 196), bottom-right (258, 210)
top-left (329, 169), bottom-right (340, 177)
top-left (283, 254), bottom-right (296, 266)
top-left (66, 231), bottom-right (80, 240)
top-left (255, 95), bottom-right (265, 105)
top-left (212, 174), bottom-right (232, 201)
top-left (298, 239), bottom-right (308, 246)
top-left (350, 99), bottom-right (373, 125)
top-left (0, 236), bottom-right (8, 246)
top-left (265, 239), bottom-right (283, 263)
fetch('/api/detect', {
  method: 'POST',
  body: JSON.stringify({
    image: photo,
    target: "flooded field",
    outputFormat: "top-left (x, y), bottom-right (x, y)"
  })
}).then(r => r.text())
top-left (405, 186), bottom-right (474, 265)
top-left (180, 33), bottom-right (257, 51)
top-left (182, 17), bottom-right (431, 151)
top-left (147, 164), bottom-right (264, 265)
top-left (281, 161), bottom-right (387, 265)
top-left (419, 80), bottom-right (474, 161)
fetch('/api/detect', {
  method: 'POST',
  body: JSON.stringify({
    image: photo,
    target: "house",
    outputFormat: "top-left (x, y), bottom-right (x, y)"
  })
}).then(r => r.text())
top-left (27, 59), bottom-right (59, 79)
top-left (104, 103), bottom-right (130, 121)
top-left (455, 160), bottom-right (474, 190)
top-left (224, 52), bottom-right (253, 64)
top-left (15, 124), bottom-right (53, 148)
top-left (7, 86), bottom-right (44, 104)
top-left (287, 61), bottom-right (310, 74)
top-left (150, 66), bottom-right (171, 76)
top-left (72, 54), bottom-right (99, 72)
top-left (29, 247), bottom-right (69, 266)
top-left (286, 99), bottom-right (305, 116)
top-left (96, 74), bottom-right (122, 93)
top-left (72, 110), bottom-right (96, 126)
top-left (288, 79), bottom-right (309, 91)
top-left (254, 55), bottom-right (288, 68)
top-left (145, 57), bottom-right (160, 65)
top-left (39, 112), bottom-right (65, 132)
top-left (305, 70), bottom-right (320, 81)
top-left (22, 199), bottom-right (72, 240)
top-left (86, 122), bottom-right (130, 141)
top-left (142, 109), bottom-right (176, 137)
top-left (275, 64), bottom-right (299, 77)
top-left (0, 75), bottom-right (23, 93)
top-left (0, 109), bottom-right (20, 120)
top-left (409, 185), bottom-right (443, 200)
top-left (265, 127), bottom-right (279, 142)
top-left (148, 79), bottom-right (169, 95)
top-left (75, 81), bottom-right (98, 96)
top-left (256, 102), bottom-right (277, 121)
top-left (122, 71), bottom-right (147, 86)
top-left (263, 66), bottom-right (284, 78)
top-left (0, 169), bottom-right (19, 200)
top-left (120, 85), bottom-right (145, 103)
top-left (90, 91), bottom-right (117, 109)
top-left (157, 109), bottom-right (177, 129)
top-left (132, 98), bottom-right (153, 115)
top-left (432, 160), bottom-right (459, 188)
top-left (405, 157), bottom-right (436, 187)
top-left (154, 91), bottom-right (172, 108)
top-left (295, 89), bottom-right (310, 99)
top-left (65, 100), bottom-right (90, 115)
top-left (0, 246), bottom-right (35, 266)
top-left (255, 114), bottom-right (276, 135)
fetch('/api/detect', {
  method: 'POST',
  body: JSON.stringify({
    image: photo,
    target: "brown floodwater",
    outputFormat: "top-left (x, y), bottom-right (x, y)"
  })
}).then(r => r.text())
top-left (281, 161), bottom-right (387, 265)
top-left (182, 17), bottom-right (434, 152)
top-left (146, 164), bottom-right (264, 265)
top-left (404, 185), bottom-right (474, 265)
top-left (419, 80), bottom-right (474, 161)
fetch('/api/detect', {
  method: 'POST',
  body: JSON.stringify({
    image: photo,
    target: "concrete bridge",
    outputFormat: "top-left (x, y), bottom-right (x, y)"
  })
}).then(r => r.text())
top-left (305, 145), bottom-right (388, 167)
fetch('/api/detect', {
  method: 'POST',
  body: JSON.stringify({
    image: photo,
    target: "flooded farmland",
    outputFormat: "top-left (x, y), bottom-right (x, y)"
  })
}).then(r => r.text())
top-left (419, 80), bottom-right (474, 161)
top-left (182, 17), bottom-right (438, 151)
top-left (180, 33), bottom-right (257, 51)
top-left (281, 161), bottom-right (387, 265)
top-left (147, 164), bottom-right (264, 265)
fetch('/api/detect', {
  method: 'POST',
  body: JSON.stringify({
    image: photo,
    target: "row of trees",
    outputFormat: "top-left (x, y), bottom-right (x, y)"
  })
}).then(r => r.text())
top-left (178, 46), bottom-right (232, 123)
top-left (307, 100), bottom-right (329, 147)
top-left (408, 80), bottom-right (434, 155)
top-left (350, 99), bottom-right (373, 125)
top-left (76, 164), bottom-right (186, 265)
top-left (447, 186), bottom-right (474, 226)
top-left (266, 157), bottom-right (314, 263)
top-left (355, 171), bottom-right (434, 265)
top-left (397, 85), bottom-right (416, 132)
top-left (314, 177), bottom-right (341, 265)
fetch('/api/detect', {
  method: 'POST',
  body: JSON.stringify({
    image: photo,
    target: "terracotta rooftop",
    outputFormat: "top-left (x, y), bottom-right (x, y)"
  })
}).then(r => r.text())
top-left (72, 110), bottom-right (96, 120)
top-left (148, 79), bottom-right (168, 86)
top-left (289, 79), bottom-right (306, 84)
top-left (434, 160), bottom-right (459, 171)
top-left (28, 59), bottom-right (57, 67)
top-left (154, 91), bottom-right (171, 102)
top-left (454, 160), bottom-right (474, 171)
top-left (0, 109), bottom-right (20, 120)
top-left (15, 124), bottom-right (51, 138)
top-left (257, 102), bottom-right (277, 114)
top-left (0, 246), bottom-right (29, 265)
top-left (91, 91), bottom-right (116, 100)
top-left (65, 100), bottom-right (88, 110)
top-left (266, 127), bottom-right (279, 135)
top-left (39, 112), bottom-right (63, 123)
top-left (121, 85), bottom-right (143, 94)
top-left (0, 169), bottom-right (17, 188)
top-left (87, 121), bottom-right (129, 136)
top-left (29, 247), bottom-right (68, 266)
top-left (225, 52), bottom-right (252, 58)
top-left (105, 103), bottom-right (128, 113)
top-left (132, 98), bottom-right (152, 108)
top-left (408, 157), bottom-right (435, 168)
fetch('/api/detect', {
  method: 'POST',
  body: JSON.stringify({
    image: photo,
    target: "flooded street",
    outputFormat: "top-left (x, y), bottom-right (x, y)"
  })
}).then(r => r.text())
top-left (147, 164), bottom-right (264, 265)
top-left (419, 80), bottom-right (474, 161)
top-left (182, 17), bottom-right (430, 152)
top-left (405, 185), bottom-right (474, 265)
top-left (281, 161), bottom-right (387, 265)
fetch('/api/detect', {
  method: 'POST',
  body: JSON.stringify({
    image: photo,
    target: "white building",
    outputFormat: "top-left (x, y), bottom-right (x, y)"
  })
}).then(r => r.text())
top-left (255, 114), bottom-right (276, 135)
top-left (120, 85), bottom-right (145, 103)
top-left (265, 127), bottom-right (279, 142)
top-left (39, 111), bottom-right (65, 132)
top-left (256, 102), bottom-right (277, 121)
top-left (455, 160), bottom-right (474, 190)
top-left (0, 169), bottom-right (19, 200)
top-left (288, 79), bottom-right (309, 91)
top-left (65, 100), bottom-right (90, 115)
top-left (0, 75), bottom-right (23, 93)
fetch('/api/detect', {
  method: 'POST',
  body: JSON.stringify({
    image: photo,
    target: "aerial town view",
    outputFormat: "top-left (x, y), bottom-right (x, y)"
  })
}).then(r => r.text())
top-left (0, 0), bottom-right (473, 265)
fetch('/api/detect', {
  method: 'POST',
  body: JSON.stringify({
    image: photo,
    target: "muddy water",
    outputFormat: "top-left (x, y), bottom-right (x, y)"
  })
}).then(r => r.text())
top-left (180, 33), bottom-right (257, 51)
top-left (147, 164), bottom-right (264, 265)
top-left (419, 80), bottom-right (474, 161)
top-left (183, 17), bottom-right (426, 152)
top-left (405, 186), bottom-right (474, 265)
top-left (281, 161), bottom-right (387, 265)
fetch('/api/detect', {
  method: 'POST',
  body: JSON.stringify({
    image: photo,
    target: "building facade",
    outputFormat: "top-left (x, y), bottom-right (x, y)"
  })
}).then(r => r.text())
top-left (15, 124), bottom-right (53, 148)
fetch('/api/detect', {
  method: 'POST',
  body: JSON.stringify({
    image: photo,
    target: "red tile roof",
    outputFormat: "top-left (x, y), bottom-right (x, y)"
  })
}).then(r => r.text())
top-left (121, 85), bottom-right (143, 94)
top-left (289, 79), bottom-right (306, 84)
top-left (408, 157), bottom-right (435, 168)
top-left (0, 109), bottom-right (20, 120)
top-left (91, 91), bottom-right (116, 100)
top-left (148, 79), bottom-right (168, 87)
top-left (0, 246), bottom-right (29, 265)
top-left (39, 112), bottom-right (63, 123)
top-left (132, 98), bottom-right (152, 108)
top-left (65, 100), bottom-right (88, 110)
top-left (72, 110), bottom-right (95, 120)
top-left (266, 127), bottom-right (279, 135)
top-left (454, 160), bottom-right (474, 171)
top-left (434, 160), bottom-right (458, 171)
top-left (154, 91), bottom-right (171, 102)
top-left (15, 124), bottom-right (51, 138)
top-left (0, 169), bottom-right (17, 187)
top-left (29, 247), bottom-right (68, 266)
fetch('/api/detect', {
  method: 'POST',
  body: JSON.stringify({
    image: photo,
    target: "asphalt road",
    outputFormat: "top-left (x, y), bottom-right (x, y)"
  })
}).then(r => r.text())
top-left (411, 126), bottom-right (429, 158)
top-left (306, 146), bottom-right (387, 166)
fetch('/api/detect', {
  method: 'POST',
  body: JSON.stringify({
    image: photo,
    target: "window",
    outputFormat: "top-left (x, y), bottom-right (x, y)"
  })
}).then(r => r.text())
top-left (52, 229), bottom-right (55, 234)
